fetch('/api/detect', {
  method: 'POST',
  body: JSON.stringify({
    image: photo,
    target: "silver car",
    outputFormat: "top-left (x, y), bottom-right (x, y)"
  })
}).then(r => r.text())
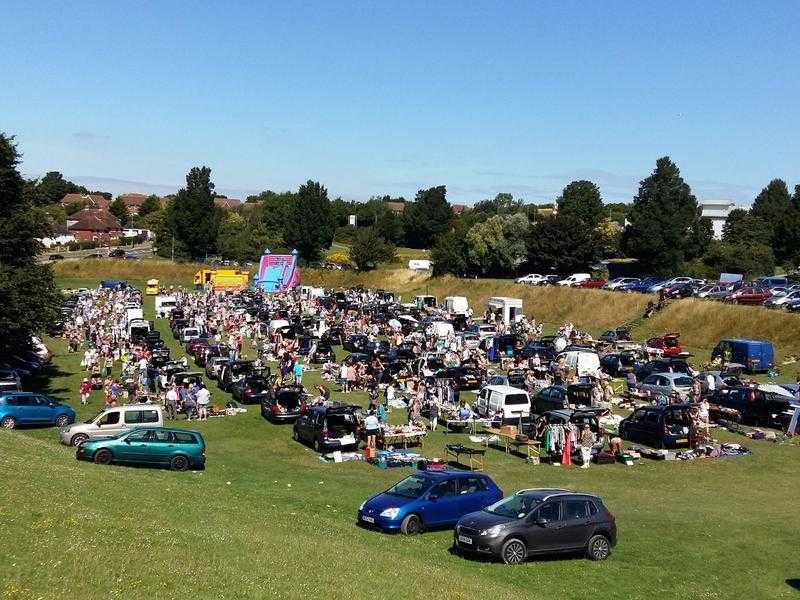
top-left (637, 372), bottom-right (694, 401)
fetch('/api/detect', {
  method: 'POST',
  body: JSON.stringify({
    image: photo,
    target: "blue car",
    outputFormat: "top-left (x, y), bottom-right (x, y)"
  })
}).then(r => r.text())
top-left (620, 277), bottom-right (664, 294)
top-left (357, 470), bottom-right (503, 535)
top-left (0, 392), bottom-right (76, 430)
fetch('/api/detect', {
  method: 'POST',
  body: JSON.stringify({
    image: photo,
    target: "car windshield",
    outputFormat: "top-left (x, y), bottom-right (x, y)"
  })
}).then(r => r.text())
top-left (484, 494), bottom-right (542, 518)
top-left (85, 410), bottom-right (106, 424)
top-left (386, 475), bottom-right (431, 499)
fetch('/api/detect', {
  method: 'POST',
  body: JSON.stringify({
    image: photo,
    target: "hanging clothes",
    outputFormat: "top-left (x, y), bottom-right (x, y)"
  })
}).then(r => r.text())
top-left (562, 428), bottom-right (572, 466)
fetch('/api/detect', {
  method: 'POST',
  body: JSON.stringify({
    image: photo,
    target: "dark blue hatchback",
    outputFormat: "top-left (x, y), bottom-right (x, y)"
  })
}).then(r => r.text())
top-left (357, 470), bottom-right (503, 535)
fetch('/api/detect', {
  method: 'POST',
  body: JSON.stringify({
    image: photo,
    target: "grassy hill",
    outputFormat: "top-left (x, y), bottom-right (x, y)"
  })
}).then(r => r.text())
top-left (2, 286), bottom-right (799, 599)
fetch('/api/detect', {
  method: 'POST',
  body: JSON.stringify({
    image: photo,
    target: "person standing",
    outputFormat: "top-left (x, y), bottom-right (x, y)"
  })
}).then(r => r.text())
top-left (428, 400), bottom-right (439, 432)
top-left (165, 385), bottom-right (178, 420)
top-left (293, 361), bottom-right (304, 386)
top-left (339, 362), bottom-right (349, 393)
top-left (579, 424), bottom-right (594, 469)
top-left (364, 410), bottom-right (380, 449)
top-left (196, 385), bottom-right (210, 421)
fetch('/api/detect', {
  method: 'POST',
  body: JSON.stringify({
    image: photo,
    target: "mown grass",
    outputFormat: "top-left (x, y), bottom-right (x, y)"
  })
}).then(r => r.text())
top-left (1, 277), bottom-right (799, 599)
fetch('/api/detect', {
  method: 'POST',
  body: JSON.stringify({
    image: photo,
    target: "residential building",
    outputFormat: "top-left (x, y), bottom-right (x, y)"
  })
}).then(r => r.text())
top-left (118, 193), bottom-right (149, 216)
top-left (67, 208), bottom-right (123, 243)
top-left (214, 197), bottom-right (242, 210)
top-left (700, 200), bottom-right (736, 239)
top-left (61, 193), bottom-right (110, 211)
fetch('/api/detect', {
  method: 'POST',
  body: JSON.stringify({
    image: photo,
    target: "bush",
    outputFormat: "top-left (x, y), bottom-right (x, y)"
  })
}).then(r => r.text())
top-left (327, 252), bottom-right (351, 265)
top-left (349, 228), bottom-right (396, 271)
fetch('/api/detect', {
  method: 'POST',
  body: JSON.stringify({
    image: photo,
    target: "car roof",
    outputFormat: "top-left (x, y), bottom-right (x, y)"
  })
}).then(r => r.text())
top-left (514, 488), bottom-right (598, 501)
top-left (649, 371), bottom-right (692, 380)
top-left (483, 384), bottom-right (528, 394)
top-left (130, 426), bottom-right (202, 436)
top-left (414, 469), bottom-right (487, 480)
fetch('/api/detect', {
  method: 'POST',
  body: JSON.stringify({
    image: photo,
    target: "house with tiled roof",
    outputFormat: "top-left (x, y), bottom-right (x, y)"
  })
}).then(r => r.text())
top-left (384, 201), bottom-right (406, 214)
top-left (67, 208), bottom-right (122, 243)
top-left (214, 197), bottom-right (243, 210)
top-left (451, 203), bottom-right (468, 215)
top-left (61, 193), bottom-right (110, 210)
top-left (118, 193), bottom-right (149, 216)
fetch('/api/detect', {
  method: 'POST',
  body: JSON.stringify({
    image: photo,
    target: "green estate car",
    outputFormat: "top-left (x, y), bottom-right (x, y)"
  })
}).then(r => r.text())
top-left (76, 427), bottom-right (206, 471)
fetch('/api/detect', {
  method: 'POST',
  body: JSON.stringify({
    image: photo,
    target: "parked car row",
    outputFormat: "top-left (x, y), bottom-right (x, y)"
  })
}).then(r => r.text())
top-left (358, 472), bottom-right (617, 565)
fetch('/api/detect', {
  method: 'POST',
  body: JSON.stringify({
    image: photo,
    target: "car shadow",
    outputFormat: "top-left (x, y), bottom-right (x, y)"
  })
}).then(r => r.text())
top-left (448, 546), bottom-right (587, 564)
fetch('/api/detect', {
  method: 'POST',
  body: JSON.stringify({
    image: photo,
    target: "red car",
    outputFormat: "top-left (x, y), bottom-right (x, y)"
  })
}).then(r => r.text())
top-left (579, 278), bottom-right (607, 289)
top-left (727, 286), bottom-right (772, 305)
top-left (646, 333), bottom-right (683, 357)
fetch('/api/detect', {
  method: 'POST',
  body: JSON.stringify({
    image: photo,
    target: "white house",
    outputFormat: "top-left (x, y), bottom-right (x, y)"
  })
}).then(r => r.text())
top-left (700, 200), bottom-right (736, 239)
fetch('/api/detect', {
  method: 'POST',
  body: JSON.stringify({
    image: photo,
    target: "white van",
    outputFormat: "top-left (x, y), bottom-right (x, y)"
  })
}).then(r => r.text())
top-left (475, 385), bottom-right (531, 423)
top-left (125, 307), bottom-right (144, 324)
top-left (443, 296), bottom-right (469, 315)
top-left (427, 321), bottom-right (454, 339)
top-left (557, 273), bottom-right (591, 287)
top-left (58, 404), bottom-right (164, 446)
top-left (558, 350), bottom-right (600, 377)
top-left (155, 295), bottom-right (178, 318)
top-left (269, 319), bottom-right (290, 335)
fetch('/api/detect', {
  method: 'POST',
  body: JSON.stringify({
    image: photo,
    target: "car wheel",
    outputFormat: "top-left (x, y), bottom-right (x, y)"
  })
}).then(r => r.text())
top-left (586, 534), bottom-right (611, 561)
top-left (93, 449), bottom-right (112, 465)
top-left (71, 433), bottom-right (89, 447)
top-left (55, 415), bottom-right (70, 427)
top-left (292, 429), bottom-right (299, 441)
top-left (170, 455), bottom-right (189, 471)
top-left (400, 514), bottom-right (423, 535)
top-left (1, 416), bottom-right (16, 429)
top-left (501, 538), bottom-right (527, 565)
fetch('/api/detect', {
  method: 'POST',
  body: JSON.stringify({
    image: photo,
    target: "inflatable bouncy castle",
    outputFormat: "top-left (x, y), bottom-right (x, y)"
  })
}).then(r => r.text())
top-left (252, 249), bottom-right (300, 292)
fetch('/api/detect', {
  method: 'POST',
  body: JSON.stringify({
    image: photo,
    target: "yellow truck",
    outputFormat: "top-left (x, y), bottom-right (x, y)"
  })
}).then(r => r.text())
top-left (145, 279), bottom-right (160, 295)
top-left (194, 269), bottom-right (251, 291)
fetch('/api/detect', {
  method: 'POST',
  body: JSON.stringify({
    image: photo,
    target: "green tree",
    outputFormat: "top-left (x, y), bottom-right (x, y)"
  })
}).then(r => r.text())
top-left (374, 207), bottom-right (404, 244)
top-left (349, 227), bottom-right (396, 271)
top-left (283, 180), bottom-right (334, 262)
top-left (0, 134), bottom-right (61, 354)
top-left (622, 157), bottom-right (707, 275)
top-left (216, 212), bottom-right (253, 261)
top-left (526, 214), bottom-right (596, 274)
top-left (402, 186), bottom-right (452, 248)
top-left (165, 166), bottom-right (219, 259)
top-left (701, 241), bottom-right (775, 278)
top-left (431, 229), bottom-right (469, 276)
top-left (722, 208), bottom-right (771, 246)
top-left (556, 180), bottom-right (606, 228)
top-left (750, 179), bottom-right (792, 240)
top-left (466, 213), bottom-right (529, 276)
top-left (137, 195), bottom-right (161, 218)
top-left (772, 184), bottom-right (800, 267)
top-left (109, 197), bottom-right (130, 227)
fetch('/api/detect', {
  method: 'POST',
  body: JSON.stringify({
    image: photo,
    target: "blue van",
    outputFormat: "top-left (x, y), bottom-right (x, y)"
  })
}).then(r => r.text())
top-left (754, 276), bottom-right (789, 289)
top-left (711, 339), bottom-right (774, 373)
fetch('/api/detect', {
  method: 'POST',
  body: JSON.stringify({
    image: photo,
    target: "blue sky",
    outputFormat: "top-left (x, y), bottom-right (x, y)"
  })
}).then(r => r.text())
top-left (2, 1), bottom-right (798, 203)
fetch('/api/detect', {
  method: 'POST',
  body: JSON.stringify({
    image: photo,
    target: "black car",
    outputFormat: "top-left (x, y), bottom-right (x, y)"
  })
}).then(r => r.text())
top-left (453, 489), bottom-right (617, 564)
top-left (309, 342), bottom-right (336, 364)
top-left (231, 373), bottom-right (272, 404)
top-left (433, 366), bottom-right (484, 391)
top-left (48, 254), bottom-right (65, 261)
top-left (343, 334), bottom-right (369, 353)
top-left (599, 352), bottom-right (637, 377)
top-left (217, 360), bottom-right (257, 392)
top-left (197, 344), bottom-right (229, 368)
top-left (261, 385), bottom-right (307, 423)
top-left (598, 327), bottom-right (632, 344)
top-left (532, 386), bottom-right (569, 414)
top-left (709, 387), bottom-right (795, 429)
top-left (618, 404), bottom-right (694, 448)
top-left (108, 248), bottom-right (126, 258)
top-left (292, 403), bottom-right (361, 452)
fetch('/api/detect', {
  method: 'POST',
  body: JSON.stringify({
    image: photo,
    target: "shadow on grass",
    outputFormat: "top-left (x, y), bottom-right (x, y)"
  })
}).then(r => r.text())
top-left (27, 363), bottom-right (73, 396)
top-left (448, 545), bottom-right (587, 564)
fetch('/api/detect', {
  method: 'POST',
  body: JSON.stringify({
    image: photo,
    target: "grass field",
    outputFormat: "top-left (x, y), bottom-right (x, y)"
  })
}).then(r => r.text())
top-left (1, 268), bottom-right (799, 599)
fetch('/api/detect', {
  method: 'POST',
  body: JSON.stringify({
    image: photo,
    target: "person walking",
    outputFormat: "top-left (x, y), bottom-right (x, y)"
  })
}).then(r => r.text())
top-left (79, 378), bottom-right (92, 405)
